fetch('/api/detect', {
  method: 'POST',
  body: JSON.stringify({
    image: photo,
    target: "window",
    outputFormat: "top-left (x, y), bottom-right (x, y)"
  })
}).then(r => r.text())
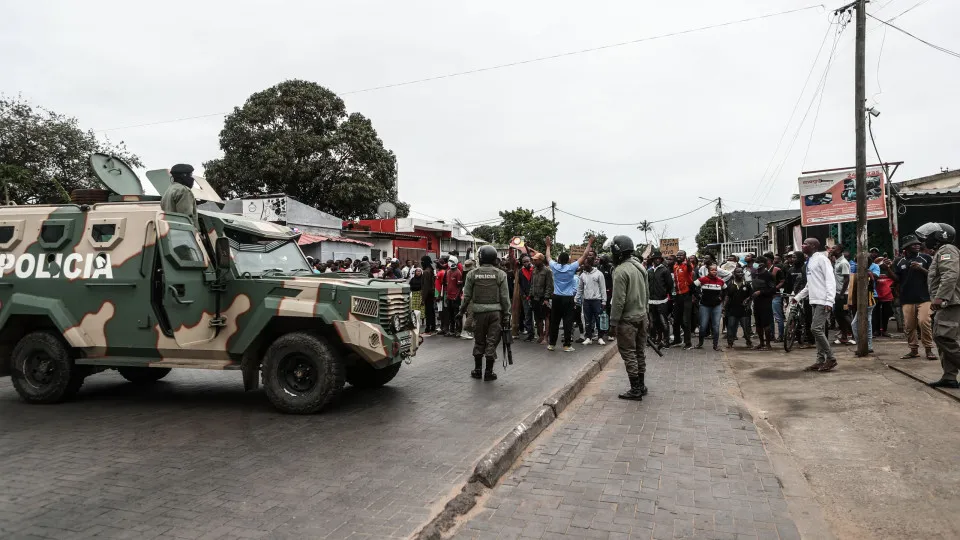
top-left (226, 228), bottom-right (310, 276)
top-left (0, 226), bottom-right (13, 244)
top-left (169, 229), bottom-right (204, 264)
top-left (91, 223), bottom-right (116, 242)
top-left (40, 224), bottom-right (65, 244)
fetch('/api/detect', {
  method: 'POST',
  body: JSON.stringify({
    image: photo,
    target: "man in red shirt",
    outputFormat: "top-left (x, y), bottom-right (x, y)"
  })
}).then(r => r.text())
top-left (445, 257), bottom-right (464, 337)
top-left (672, 250), bottom-right (695, 349)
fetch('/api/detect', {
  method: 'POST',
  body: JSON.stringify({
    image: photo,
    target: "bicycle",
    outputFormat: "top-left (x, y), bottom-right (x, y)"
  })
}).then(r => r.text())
top-left (782, 294), bottom-right (807, 353)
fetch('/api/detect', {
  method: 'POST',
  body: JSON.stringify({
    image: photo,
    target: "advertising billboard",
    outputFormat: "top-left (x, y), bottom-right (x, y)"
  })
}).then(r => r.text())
top-left (798, 167), bottom-right (886, 226)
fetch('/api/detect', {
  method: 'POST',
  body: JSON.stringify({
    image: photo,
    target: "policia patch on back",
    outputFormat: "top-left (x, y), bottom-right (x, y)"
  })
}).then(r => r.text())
top-left (942, 254), bottom-right (953, 261)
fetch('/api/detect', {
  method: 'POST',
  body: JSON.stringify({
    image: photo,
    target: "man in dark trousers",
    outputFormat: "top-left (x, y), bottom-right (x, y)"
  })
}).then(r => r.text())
top-left (647, 251), bottom-right (673, 348)
top-left (528, 253), bottom-right (554, 343)
top-left (543, 235), bottom-right (594, 352)
top-left (671, 250), bottom-right (695, 349)
top-left (607, 235), bottom-right (650, 401)
top-left (916, 223), bottom-right (960, 389)
top-left (459, 246), bottom-right (512, 381)
top-left (420, 256), bottom-right (437, 335)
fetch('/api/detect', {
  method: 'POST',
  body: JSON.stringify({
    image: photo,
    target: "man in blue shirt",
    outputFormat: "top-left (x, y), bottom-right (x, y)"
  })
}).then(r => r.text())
top-left (542, 235), bottom-right (594, 352)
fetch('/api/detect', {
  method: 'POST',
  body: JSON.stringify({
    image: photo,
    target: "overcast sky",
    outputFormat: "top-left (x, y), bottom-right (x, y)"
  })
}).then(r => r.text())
top-left (2, 0), bottom-right (956, 250)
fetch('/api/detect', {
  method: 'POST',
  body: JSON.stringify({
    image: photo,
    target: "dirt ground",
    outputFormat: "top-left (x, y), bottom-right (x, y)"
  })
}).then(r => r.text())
top-left (723, 334), bottom-right (960, 540)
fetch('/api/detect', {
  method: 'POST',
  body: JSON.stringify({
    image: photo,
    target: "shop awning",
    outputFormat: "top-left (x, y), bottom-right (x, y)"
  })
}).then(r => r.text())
top-left (297, 233), bottom-right (372, 248)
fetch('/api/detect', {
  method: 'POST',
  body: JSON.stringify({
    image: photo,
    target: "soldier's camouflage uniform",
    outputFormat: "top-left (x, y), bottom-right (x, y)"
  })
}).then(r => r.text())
top-left (462, 263), bottom-right (511, 374)
top-left (929, 243), bottom-right (960, 381)
top-left (160, 182), bottom-right (199, 230)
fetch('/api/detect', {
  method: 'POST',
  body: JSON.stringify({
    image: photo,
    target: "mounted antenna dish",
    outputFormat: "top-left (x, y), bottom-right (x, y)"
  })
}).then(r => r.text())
top-left (377, 202), bottom-right (398, 219)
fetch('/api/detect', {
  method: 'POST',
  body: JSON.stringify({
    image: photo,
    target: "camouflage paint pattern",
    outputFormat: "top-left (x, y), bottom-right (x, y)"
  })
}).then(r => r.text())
top-left (0, 202), bottom-right (418, 372)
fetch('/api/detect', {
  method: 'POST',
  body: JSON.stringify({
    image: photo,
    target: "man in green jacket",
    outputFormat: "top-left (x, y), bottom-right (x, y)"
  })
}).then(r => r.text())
top-left (608, 235), bottom-right (650, 401)
top-left (459, 246), bottom-right (512, 381)
top-left (160, 164), bottom-right (199, 230)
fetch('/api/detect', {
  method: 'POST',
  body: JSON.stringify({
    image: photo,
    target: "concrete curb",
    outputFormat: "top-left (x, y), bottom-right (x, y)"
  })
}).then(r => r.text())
top-left (415, 344), bottom-right (619, 539)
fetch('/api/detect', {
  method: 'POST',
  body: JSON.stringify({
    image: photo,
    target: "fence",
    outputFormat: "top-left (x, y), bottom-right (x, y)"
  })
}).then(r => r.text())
top-left (716, 237), bottom-right (770, 261)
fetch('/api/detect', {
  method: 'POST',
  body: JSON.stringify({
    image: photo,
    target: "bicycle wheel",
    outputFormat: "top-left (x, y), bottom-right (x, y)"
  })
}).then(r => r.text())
top-left (783, 311), bottom-right (797, 352)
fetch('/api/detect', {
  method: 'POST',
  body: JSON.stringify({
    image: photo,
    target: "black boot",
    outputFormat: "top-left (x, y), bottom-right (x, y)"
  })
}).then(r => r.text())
top-left (483, 357), bottom-right (497, 381)
top-left (618, 376), bottom-right (643, 400)
top-left (471, 356), bottom-right (482, 379)
top-left (639, 373), bottom-right (648, 396)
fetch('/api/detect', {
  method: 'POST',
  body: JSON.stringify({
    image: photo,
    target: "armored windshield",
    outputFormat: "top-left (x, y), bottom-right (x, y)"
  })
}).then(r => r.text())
top-left (226, 230), bottom-right (311, 276)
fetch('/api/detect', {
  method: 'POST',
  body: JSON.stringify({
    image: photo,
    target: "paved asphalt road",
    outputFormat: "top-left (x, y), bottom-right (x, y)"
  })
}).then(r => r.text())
top-left (0, 333), bottom-right (607, 540)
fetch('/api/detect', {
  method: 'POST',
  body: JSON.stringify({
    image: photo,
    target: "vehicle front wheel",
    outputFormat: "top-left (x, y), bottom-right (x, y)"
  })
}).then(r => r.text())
top-left (117, 367), bottom-right (171, 384)
top-left (261, 332), bottom-right (345, 414)
top-left (346, 361), bottom-right (402, 389)
top-left (10, 331), bottom-right (84, 404)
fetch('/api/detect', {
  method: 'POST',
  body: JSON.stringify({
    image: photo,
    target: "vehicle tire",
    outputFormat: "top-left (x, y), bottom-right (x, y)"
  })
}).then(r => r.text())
top-left (10, 331), bottom-right (83, 404)
top-left (261, 332), bottom-right (345, 414)
top-left (346, 361), bottom-right (402, 389)
top-left (117, 367), bottom-right (171, 384)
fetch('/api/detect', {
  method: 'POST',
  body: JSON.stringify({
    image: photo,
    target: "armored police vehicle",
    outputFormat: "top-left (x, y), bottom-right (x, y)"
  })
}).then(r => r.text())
top-left (0, 154), bottom-right (419, 414)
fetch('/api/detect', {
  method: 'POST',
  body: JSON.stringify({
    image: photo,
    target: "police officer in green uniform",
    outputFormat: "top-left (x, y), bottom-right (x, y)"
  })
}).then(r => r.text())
top-left (160, 164), bottom-right (200, 229)
top-left (459, 245), bottom-right (511, 381)
top-left (916, 222), bottom-right (960, 389)
top-left (607, 235), bottom-right (650, 401)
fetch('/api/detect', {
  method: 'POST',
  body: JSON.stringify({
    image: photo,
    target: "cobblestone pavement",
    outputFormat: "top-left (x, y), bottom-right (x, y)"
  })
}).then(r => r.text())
top-left (0, 333), bottom-right (607, 540)
top-left (456, 347), bottom-right (802, 540)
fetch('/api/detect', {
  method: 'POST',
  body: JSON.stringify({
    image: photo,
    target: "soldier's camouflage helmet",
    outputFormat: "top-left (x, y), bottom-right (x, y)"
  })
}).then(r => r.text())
top-left (609, 235), bottom-right (635, 263)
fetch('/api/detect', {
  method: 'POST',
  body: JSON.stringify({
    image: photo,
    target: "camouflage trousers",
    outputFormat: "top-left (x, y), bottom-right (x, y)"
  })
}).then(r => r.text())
top-left (473, 311), bottom-right (503, 359)
top-left (616, 315), bottom-right (648, 378)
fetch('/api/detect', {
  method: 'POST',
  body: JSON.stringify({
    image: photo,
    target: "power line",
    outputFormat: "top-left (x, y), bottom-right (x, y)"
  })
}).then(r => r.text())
top-left (866, 13), bottom-right (960, 60)
top-left (98, 4), bottom-right (825, 133)
top-left (890, 0), bottom-right (935, 20)
top-left (460, 206), bottom-right (553, 228)
top-left (755, 14), bottom-right (848, 207)
top-left (801, 20), bottom-right (846, 170)
top-left (554, 199), bottom-right (717, 227)
top-left (745, 19), bottom-right (835, 211)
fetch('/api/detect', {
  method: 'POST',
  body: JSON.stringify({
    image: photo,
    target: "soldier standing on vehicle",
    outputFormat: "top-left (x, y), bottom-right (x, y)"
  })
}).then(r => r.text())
top-left (607, 235), bottom-right (649, 401)
top-left (459, 246), bottom-right (511, 381)
top-left (916, 223), bottom-right (960, 389)
top-left (160, 164), bottom-right (199, 229)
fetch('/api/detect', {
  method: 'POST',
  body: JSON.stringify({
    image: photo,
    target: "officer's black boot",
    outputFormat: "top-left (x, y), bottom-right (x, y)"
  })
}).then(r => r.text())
top-left (471, 356), bottom-right (482, 379)
top-left (639, 373), bottom-right (648, 396)
top-left (618, 376), bottom-right (643, 401)
top-left (483, 357), bottom-right (497, 381)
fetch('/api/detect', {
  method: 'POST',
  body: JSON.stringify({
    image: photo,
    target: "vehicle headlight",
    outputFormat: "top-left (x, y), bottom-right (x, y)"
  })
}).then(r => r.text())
top-left (392, 314), bottom-right (402, 333)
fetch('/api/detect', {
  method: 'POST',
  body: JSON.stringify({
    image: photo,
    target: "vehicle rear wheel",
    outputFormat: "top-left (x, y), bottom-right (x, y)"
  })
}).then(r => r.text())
top-left (261, 332), bottom-right (345, 414)
top-left (117, 367), bottom-right (171, 384)
top-left (346, 360), bottom-right (402, 389)
top-left (10, 331), bottom-right (84, 404)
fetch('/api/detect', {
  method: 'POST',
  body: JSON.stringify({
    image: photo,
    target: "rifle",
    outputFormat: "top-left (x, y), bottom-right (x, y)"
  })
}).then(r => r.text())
top-left (647, 335), bottom-right (664, 357)
top-left (502, 315), bottom-right (514, 369)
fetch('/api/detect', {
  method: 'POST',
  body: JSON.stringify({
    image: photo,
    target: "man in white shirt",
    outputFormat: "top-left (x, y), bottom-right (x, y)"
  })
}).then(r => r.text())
top-left (794, 238), bottom-right (838, 372)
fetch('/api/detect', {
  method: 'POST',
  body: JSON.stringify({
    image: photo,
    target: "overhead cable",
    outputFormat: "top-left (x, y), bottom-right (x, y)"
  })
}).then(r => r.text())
top-left (866, 13), bottom-right (960, 60)
top-left (98, 4), bottom-right (824, 133)
top-left (554, 199), bottom-right (717, 227)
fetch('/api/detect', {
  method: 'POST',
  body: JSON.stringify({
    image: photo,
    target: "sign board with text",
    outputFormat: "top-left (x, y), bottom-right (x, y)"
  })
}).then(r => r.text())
top-left (568, 245), bottom-right (586, 260)
top-left (659, 238), bottom-right (680, 257)
top-left (798, 167), bottom-right (887, 226)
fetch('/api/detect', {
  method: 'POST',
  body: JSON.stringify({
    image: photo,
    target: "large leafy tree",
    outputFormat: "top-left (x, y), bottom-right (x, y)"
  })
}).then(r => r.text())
top-left (204, 80), bottom-right (408, 220)
top-left (581, 229), bottom-right (608, 252)
top-left (695, 215), bottom-right (728, 255)
top-left (0, 95), bottom-right (141, 204)
top-left (469, 208), bottom-right (558, 252)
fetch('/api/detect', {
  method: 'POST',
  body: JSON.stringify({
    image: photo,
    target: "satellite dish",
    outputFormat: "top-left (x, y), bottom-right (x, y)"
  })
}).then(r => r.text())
top-left (377, 202), bottom-right (398, 219)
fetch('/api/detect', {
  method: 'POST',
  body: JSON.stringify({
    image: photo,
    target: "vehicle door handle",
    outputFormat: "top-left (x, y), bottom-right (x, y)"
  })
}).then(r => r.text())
top-left (168, 284), bottom-right (194, 305)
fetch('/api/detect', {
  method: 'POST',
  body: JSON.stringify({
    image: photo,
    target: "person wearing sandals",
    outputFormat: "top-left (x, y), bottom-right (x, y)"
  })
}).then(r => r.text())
top-left (751, 256), bottom-right (777, 350)
top-left (847, 270), bottom-right (877, 354)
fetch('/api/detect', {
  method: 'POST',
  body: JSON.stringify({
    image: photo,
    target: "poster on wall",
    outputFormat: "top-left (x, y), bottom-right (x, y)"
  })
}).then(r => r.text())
top-left (798, 167), bottom-right (886, 226)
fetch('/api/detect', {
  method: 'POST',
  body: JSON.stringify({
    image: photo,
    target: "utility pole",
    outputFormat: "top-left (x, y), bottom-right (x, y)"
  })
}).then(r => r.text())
top-left (754, 215), bottom-right (762, 236)
top-left (853, 0), bottom-right (870, 357)
top-left (550, 201), bottom-right (556, 226)
top-left (717, 198), bottom-right (726, 243)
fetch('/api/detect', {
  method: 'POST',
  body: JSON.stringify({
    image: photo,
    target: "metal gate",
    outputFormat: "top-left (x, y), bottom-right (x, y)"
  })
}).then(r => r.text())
top-left (718, 238), bottom-right (770, 261)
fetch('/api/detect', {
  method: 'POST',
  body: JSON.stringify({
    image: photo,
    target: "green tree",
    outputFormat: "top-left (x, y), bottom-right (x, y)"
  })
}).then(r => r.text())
top-left (497, 208), bottom-right (557, 252)
top-left (0, 95), bottom-right (141, 204)
top-left (695, 215), bottom-right (728, 254)
top-left (470, 224), bottom-right (501, 243)
top-left (203, 80), bottom-right (408, 220)
top-left (582, 229), bottom-right (608, 252)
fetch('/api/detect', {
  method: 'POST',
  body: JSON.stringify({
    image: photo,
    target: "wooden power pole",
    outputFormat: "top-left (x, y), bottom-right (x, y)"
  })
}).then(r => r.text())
top-left (853, 0), bottom-right (870, 357)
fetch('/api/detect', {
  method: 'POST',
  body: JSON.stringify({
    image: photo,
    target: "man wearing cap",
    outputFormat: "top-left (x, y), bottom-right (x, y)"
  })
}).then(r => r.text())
top-left (160, 164), bottom-right (199, 230)
top-left (893, 235), bottom-right (936, 359)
